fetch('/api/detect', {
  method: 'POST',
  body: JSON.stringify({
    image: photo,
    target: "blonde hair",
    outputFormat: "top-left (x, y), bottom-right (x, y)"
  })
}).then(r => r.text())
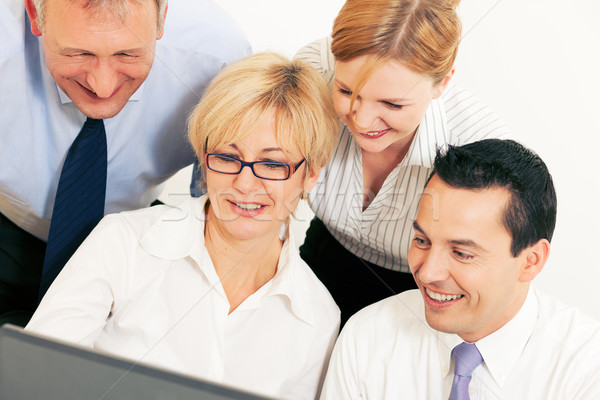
top-left (33, 0), bottom-right (167, 31)
top-left (332, 0), bottom-right (461, 112)
top-left (188, 52), bottom-right (339, 181)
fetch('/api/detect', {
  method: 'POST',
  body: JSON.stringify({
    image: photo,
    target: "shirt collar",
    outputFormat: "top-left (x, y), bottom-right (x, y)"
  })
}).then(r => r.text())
top-left (138, 195), bottom-right (315, 326)
top-left (475, 285), bottom-right (538, 386)
top-left (139, 196), bottom-right (206, 260)
top-left (436, 285), bottom-right (538, 385)
top-left (403, 95), bottom-right (449, 167)
top-left (263, 231), bottom-right (316, 326)
top-left (437, 330), bottom-right (464, 377)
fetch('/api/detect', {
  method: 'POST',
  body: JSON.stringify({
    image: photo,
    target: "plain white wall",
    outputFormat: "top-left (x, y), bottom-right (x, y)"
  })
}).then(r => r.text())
top-left (160, 0), bottom-right (600, 319)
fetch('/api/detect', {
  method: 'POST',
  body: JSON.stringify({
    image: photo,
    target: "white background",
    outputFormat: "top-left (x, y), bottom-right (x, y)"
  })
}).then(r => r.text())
top-left (160, 0), bottom-right (600, 319)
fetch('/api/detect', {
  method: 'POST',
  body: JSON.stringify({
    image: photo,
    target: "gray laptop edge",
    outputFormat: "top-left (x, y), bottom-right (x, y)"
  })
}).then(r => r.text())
top-left (0, 324), bottom-right (273, 400)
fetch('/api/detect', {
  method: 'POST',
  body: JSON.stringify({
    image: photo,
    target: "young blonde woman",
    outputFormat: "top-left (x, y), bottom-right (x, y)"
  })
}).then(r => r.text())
top-left (296, 0), bottom-right (511, 324)
top-left (26, 52), bottom-right (340, 400)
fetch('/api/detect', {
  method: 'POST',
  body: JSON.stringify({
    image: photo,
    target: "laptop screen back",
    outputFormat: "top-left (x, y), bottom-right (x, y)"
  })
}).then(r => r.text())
top-left (0, 324), bottom-right (272, 400)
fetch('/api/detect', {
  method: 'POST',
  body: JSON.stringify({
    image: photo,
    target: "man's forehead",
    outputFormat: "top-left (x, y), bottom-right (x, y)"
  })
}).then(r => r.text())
top-left (418, 176), bottom-right (511, 234)
top-left (54, 0), bottom-right (158, 19)
top-left (44, 0), bottom-right (159, 36)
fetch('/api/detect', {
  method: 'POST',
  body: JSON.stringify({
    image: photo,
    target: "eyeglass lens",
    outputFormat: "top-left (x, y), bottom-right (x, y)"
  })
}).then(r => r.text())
top-left (208, 154), bottom-right (290, 180)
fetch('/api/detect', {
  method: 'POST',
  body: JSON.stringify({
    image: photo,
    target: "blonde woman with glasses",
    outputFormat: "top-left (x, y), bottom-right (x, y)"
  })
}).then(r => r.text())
top-left (27, 52), bottom-right (341, 400)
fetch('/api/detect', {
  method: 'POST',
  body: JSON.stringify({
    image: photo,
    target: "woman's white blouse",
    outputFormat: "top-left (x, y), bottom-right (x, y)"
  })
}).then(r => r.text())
top-left (26, 196), bottom-right (341, 400)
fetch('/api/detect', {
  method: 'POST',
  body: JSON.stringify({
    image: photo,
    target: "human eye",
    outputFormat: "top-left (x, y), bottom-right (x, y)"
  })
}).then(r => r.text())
top-left (70, 52), bottom-right (93, 58)
top-left (254, 160), bottom-right (289, 179)
top-left (337, 88), bottom-right (352, 96)
top-left (453, 249), bottom-right (474, 262)
top-left (212, 153), bottom-right (238, 163)
top-left (412, 235), bottom-right (430, 249)
top-left (261, 161), bottom-right (288, 170)
top-left (383, 101), bottom-right (403, 110)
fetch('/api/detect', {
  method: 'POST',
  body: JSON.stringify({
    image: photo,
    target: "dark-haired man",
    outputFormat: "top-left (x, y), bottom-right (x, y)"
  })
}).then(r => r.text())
top-left (321, 139), bottom-right (600, 399)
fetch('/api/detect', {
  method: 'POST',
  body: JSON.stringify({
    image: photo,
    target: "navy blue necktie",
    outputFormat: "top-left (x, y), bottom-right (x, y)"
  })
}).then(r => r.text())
top-left (39, 118), bottom-right (107, 300)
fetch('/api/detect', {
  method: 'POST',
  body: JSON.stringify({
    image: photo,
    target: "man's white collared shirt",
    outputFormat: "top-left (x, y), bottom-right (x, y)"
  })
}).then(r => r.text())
top-left (321, 287), bottom-right (600, 399)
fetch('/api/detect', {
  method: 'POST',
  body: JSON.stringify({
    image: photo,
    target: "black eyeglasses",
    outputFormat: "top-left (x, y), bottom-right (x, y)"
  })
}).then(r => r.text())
top-left (205, 153), bottom-right (306, 181)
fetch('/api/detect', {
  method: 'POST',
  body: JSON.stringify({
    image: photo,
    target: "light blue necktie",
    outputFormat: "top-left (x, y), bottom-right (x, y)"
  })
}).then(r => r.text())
top-left (39, 118), bottom-right (107, 300)
top-left (449, 342), bottom-right (483, 400)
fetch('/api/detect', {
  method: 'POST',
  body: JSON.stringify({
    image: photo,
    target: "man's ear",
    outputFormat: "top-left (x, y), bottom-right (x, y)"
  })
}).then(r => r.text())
top-left (24, 0), bottom-right (43, 36)
top-left (432, 67), bottom-right (455, 99)
top-left (156, 2), bottom-right (168, 39)
top-left (518, 238), bottom-right (550, 283)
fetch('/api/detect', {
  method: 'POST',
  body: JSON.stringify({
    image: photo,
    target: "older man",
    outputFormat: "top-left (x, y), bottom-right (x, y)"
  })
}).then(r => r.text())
top-left (321, 139), bottom-right (600, 399)
top-left (0, 0), bottom-right (250, 325)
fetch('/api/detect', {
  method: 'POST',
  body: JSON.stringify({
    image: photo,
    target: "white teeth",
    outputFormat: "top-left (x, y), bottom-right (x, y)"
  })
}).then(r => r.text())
top-left (426, 288), bottom-right (464, 302)
top-left (363, 129), bottom-right (389, 137)
top-left (233, 202), bottom-right (263, 211)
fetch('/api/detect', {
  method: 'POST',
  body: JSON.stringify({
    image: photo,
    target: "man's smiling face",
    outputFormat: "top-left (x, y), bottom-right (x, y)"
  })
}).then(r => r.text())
top-left (32, 0), bottom-right (163, 119)
top-left (408, 175), bottom-right (531, 343)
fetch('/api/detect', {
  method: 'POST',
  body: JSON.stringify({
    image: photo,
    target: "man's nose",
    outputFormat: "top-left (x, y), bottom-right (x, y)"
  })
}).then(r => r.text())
top-left (87, 60), bottom-right (119, 99)
top-left (417, 249), bottom-right (451, 285)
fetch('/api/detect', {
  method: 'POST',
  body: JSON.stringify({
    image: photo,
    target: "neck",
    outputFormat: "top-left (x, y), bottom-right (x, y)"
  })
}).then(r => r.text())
top-left (459, 283), bottom-right (531, 343)
top-left (204, 207), bottom-right (283, 313)
top-left (361, 129), bottom-right (416, 209)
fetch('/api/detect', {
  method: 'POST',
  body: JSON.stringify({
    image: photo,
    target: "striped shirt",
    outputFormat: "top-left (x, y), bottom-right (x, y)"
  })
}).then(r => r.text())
top-left (296, 37), bottom-right (511, 272)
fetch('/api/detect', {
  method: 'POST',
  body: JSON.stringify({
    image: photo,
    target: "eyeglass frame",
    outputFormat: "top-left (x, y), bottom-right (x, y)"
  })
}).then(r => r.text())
top-left (205, 153), bottom-right (306, 181)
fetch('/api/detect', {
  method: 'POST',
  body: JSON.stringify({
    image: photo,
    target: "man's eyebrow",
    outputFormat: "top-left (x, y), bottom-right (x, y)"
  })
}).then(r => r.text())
top-left (412, 220), bottom-right (425, 234)
top-left (59, 47), bottom-right (147, 56)
top-left (413, 220), bottom-right (487, 251)
top-left (449, 239), bottom-right (480, 248)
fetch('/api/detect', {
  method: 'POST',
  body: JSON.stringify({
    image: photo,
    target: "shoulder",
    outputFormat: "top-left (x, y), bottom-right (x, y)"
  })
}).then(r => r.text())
top-left (294, 37), bottom-right (335, 87)
top-left (159, 0), bottom-right (251, 63)
top-left (88, 205), bottom-right (168, 244)
top-left (0, 0), bottom-right (27, 59)
top-left (97, 199), bottom-right (199, 240)
top-left (532, 290), bottom-right (600, 393)
top-left (439, 83), bottom-right (512, 143)
top-left (536, 289), bottom-right (600, 349)
top-left (341, 290), bottom-right (427, 343)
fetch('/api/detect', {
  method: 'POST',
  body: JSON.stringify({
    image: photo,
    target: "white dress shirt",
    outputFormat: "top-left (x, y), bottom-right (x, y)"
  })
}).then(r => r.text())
top-left (26, 196), bottom-right (340, 400)
top-left (296, 37), bottom-right (511, 272)
top-left (0, 0), bottom-right (250, 240)
top-left (321, 287), bottom-right (600, 399)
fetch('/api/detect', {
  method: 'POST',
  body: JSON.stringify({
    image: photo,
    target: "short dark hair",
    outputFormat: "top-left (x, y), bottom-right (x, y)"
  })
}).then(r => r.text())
top-left (430, 139), bottom-right (557, 257)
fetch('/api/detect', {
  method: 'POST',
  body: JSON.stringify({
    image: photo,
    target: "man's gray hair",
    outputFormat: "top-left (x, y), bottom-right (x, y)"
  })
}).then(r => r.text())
top-left (32, 0), bottom-right (168, 32)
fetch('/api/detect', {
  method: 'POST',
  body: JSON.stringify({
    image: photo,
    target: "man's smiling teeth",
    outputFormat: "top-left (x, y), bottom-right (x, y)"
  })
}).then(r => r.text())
top-left (233, 202), bottom-right (263, 211)
top-left (426, 288), bottom-right (464, 302)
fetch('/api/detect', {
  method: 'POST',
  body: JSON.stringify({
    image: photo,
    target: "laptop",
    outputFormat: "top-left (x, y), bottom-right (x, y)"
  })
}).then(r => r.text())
top-left (0, 324), bottom-right (273, 400)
